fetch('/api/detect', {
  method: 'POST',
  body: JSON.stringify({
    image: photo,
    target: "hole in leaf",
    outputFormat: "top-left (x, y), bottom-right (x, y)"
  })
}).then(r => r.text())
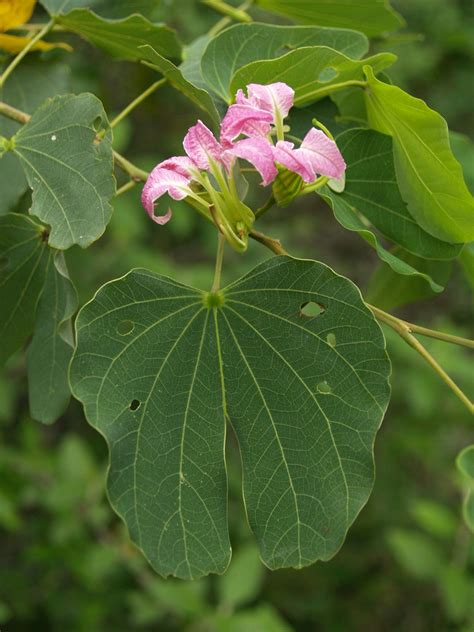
top-left (326, 333), bottom-right (336, 347)
top-left (117, 320), bottom-right (134, 336)
top-left (317, 381), bottom-right (332, 395)
top-left (300, 301), bottom-right (325, 318)
top-left (129, 399), bottom-right (141, 411)
top-left (92, 115), bottom-right (103, 132)
top-left (318, 67), bottom-right (339, 83)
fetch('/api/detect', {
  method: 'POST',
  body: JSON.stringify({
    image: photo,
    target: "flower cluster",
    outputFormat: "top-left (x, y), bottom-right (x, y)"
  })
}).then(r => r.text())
top-left (142, 82), bottom-right (346, 251)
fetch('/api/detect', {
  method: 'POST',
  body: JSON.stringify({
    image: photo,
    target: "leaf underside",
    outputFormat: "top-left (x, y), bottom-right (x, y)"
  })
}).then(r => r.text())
top-left (71, 257), bottom-right (391, 579)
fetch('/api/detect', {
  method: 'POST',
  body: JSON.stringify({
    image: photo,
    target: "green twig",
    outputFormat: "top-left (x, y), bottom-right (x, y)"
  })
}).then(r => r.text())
top-left (0, 20), bottom-right (55, 88)
top-left (207, 0), bottom-right (253, 36)
top-left (255, 195), bottom-right (276, 219)
top-left (115, 180), bottom-right (137, 196)
top-left (249, 229), bottom-right (288, 256)
top-left (369, 304), bottom-right (473, 414)
top-left (0, 101), bottom-right (30, 124)
top-left (203, 0), bottom-right (252, 23)
top-left (211, 233), bottom-right (226, 293)
top-left (113, 151), bottom-right (149, 182)
top-left (110, 79), bottom-right (167, 129)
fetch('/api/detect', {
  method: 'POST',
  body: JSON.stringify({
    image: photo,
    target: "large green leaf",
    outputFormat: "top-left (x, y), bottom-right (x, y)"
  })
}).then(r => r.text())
top-left (321, 191), bottom-right (445, 292)
top-left (70, 257), bottom-right (391, 578)
top-left (364, 67), bottom-right (474, 243)
top-left (180, 35), bottom-right (212, 91)
top-left (450, 131), bottom-right (474, 194)
top-left (10, 93), bottom-right (115, 250)
top-left (0, 59), bottom-right (70, 215)
top-left (201, 23), bottom-right (369, 102)
top-left (27, 251), bottom-right (77, 424)
top-left (231, 47), bottom-right (396, 107)
top-left (140, 45), bottom-right (220, 126)
top-left (0, 214), bottom-right (49, 365)
top-left (57, 9), bottom-right (181, 61)
top-left (331, 129), bottom-right (461, 260)
top-left (254, 0), bottom-right (404, 37)
top-left (40, 0), bottom-right (161, 18)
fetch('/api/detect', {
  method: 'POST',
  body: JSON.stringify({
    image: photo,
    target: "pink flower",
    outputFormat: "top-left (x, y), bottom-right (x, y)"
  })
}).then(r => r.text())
top-left (241, 83), bottom-right (295, 121)
top-left (225, 137), bottom-right (277, 186)
top-left (183, 120), bottom-right (223, 170)
top-left (274, 128), bottom-right (346, 182)
top-left (220, 104), bottom-right (273, 145)
top-left (141, 157), bottom-right (195, 225)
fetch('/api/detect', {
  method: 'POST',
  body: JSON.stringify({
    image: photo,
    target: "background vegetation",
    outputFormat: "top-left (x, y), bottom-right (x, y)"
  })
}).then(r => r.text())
top-left (1, 0), bottom-right (473, 629)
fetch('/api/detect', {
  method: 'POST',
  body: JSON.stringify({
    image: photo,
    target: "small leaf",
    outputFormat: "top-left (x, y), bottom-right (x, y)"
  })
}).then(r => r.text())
top-left (231, 47), bottom-right (396, 108)
top-left (140, 45), bottom-right (220, 126)
top-left (57, 9), bottom-right (181, 61)
top-left (39, 0), bottom-right (161, 18)
top-left (27, 251), bottom-right (78, 424)
top-left (0, 58), bottom-right (70, 215)
top-left (364, 67), bottom-right (474, 243)
top-left (387, 528), bottom-right (445, 579)
top-left (321, 192), bottom-right (446, 293)
top-left (201, 23), bottom-right (369, 102)
top-left (0, 214), bottom-right (49, 365)
top-left (366, 250), bottom-right (452, 310)
top-left (217, 544), bottom-right (264, 608)
top-left (456, 445), bottom-right (474, 481)
top-left (70, 257), bottom-right (391, 578)
top-left (254, 0), bottom-right (404, 37)
top-left (329, 129), bottom-right (462, 260)
top-left (11, 93), bottom-right (115, 250)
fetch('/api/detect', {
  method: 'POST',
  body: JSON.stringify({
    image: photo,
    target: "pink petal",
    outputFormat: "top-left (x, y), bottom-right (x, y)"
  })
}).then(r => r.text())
top-left (158, 156), bottom-right (195, 178)
top-left (273, 140), bottom-right (314, 182)
top-left (226, 137), bottom-right (278, 186)
top-left (183, 120), bottom-right (222, 170)
top-left (299, 128), bottom-right (346, 179)
top-left (247, 82), bottom-right (295, 120)
top-left (220, 104), bottom-right (273, 145)
top-left (141, 164), bottom-right (191, 225)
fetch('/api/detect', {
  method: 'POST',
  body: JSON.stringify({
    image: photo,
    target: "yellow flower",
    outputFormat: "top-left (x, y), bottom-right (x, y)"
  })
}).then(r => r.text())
top-left (0, 0), bottom-right (71, 54)
top-left (0, 0), bottom-right (36, 32)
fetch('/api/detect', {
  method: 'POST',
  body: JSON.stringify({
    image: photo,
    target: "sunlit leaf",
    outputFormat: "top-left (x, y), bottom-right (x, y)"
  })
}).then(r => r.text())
top-left (57, 9), bottom-right (181, 61)
top-left (254, 0), bottom-right (404, 37)
top-left (329, 129), bottom-right (462, 260)
top-left (0, 58), bottom-right (70, 215)
top-left (27, 251), bottom-right (77, 424)
top-left (70, 257), bottom-right (390, 578)
top-left (364, 67), bottom-right (474, 243)
top-left (0, 213), bottom-right (49, 365)
top-left (231, 47), bottom-right (396, 107)
top-left (11, 93), bottom-right (115, 250)
top-left (0, 0), bottom-right (35, 31)
top-left (201, 23), bottom-right (369, 102)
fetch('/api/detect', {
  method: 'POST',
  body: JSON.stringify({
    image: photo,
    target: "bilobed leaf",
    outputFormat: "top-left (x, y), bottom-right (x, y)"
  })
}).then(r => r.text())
top-left (201, 23), bottom-right (369, 102)
top-left (364, 67), bottom-right (474, 244)
top-left (254, 0), bottom-right (404, 37)
top-left (12, 93), bottom-right (116, 250)
top-left (321, 191), bottom-right (446, 293)
top-left (140, 45), bottom-right (220, 126)
top-left (27, 251), bottom-right (78, 424)
top-left (40, 0), bottom-right (161, 18)
top-left (331, 129), bottom-right (462, 260)
top-left (70, 257), bottom-right (390, 578)
top-left (0, 214), bottom-right (49, 365)
top-left (230, 47), bottom-right (396, 107)
top-left (57, 9), bottom-right (181, 61)
top-left (0, 59), bottom-right (70, 215)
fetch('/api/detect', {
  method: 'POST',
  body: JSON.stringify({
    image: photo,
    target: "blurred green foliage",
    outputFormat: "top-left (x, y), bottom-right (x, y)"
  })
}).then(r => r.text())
top-left (1, 0), bottom-right (473, 629)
